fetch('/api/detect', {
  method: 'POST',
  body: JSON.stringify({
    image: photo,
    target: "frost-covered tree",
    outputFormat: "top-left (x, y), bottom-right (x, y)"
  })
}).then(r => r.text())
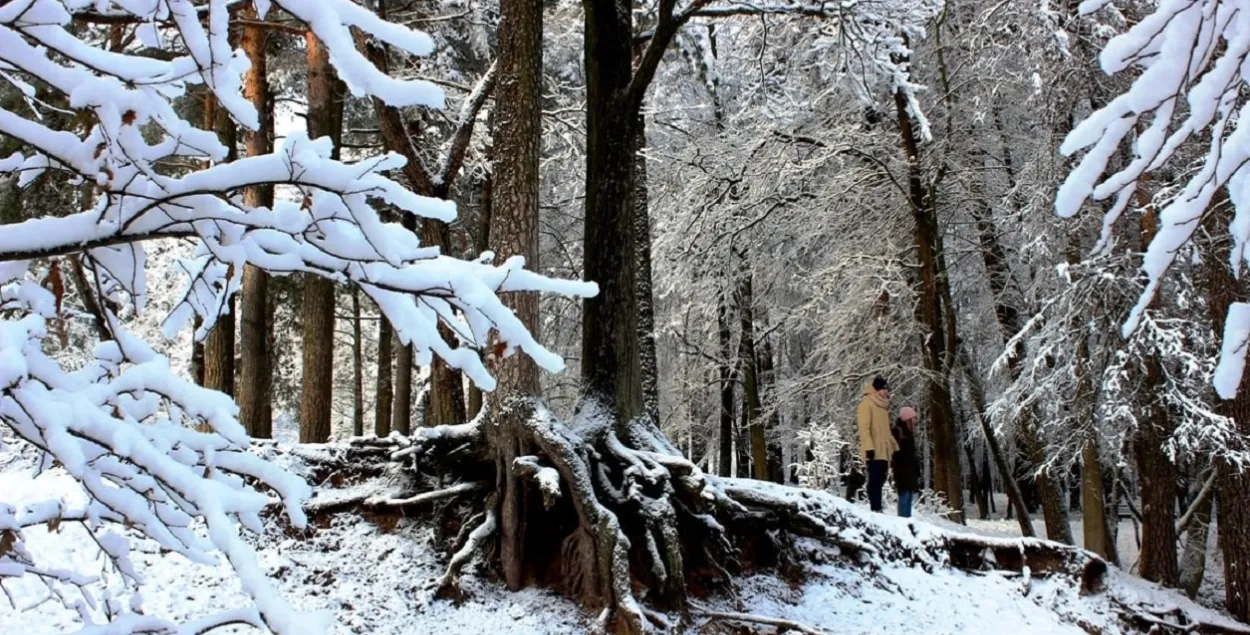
top-left (1057, 0), bottom-right (1250, 612)
top-left (0, 1), bottom-right (591, 632)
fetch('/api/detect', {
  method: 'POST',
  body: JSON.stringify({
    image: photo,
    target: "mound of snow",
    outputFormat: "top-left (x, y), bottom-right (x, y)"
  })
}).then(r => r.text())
top-left (1, 440), bottom-right (1242, 635)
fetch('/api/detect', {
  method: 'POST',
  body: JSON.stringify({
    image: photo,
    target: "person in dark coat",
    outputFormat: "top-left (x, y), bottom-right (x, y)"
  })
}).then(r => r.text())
top-left (892, 406), bottom-right (921, 518)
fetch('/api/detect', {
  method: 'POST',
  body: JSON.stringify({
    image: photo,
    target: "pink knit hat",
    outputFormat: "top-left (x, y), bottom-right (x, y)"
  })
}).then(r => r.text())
top-left (899, 406), bottom-right (917, 421)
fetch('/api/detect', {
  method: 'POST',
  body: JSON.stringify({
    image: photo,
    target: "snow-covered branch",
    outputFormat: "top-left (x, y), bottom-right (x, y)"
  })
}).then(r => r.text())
top-left (0, 1), bottom-right (591, 633)
top-left (1057, 0), bottom-right (1250, 397)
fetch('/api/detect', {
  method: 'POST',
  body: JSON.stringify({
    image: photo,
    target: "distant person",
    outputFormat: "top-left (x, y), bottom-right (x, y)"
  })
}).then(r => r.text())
top-left (892, 406), bottom-right (921, 518)
top-left (856, 375), bottom-right (897, 512)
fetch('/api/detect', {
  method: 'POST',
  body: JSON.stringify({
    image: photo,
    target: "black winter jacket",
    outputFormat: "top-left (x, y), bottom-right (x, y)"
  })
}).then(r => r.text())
top-left (891, 419), bottom-right (921, 492)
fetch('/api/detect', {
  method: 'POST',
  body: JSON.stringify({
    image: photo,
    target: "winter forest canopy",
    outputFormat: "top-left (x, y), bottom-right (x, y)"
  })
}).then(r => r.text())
top-left (4, 0), bottom-right (1250, 633)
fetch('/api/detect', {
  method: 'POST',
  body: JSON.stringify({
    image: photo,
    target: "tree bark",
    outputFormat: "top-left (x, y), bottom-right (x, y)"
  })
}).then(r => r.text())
top-left (490, 0), bottom-right (543, 591)
top-left (1199, 192), bottom-right (1250, 620)
top-left (1180, 482), bottom-right (1214, 600)
top-left (733, 251), bottom-right (767, 481)
top-left (352, 288), bottom-right (364, 437)
top-left (1081, 431), bottom-right (1113, 560)
top-left (757, 332), bottom-right (784, 484)
top-left (467, 171), bottom-right (493, 420)
top-left (201, 89), bottom-right (237, 398)
top-left (299, 32), bottom-right (344, 444)
top-left (717, 297), bottom-right (735, 477)
top-left (1135, 205), bottom-right (1179, 586)
top-left (634, 116), bottom-right (660, 427)
top-left (581, 0), bottom-right (643, 427)
top-left (893, 77), bottom-right (962, 522)
top-left (236, 14), bottom-right (273, 439)
top-left (392, 348), bottom-right (412, 435)
top-left (375, 317), bottom-right (393, 437)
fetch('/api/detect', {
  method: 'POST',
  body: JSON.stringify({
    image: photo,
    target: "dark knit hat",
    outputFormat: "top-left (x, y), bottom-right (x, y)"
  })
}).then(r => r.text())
top-left (872, 376), bottom-right (889, 391)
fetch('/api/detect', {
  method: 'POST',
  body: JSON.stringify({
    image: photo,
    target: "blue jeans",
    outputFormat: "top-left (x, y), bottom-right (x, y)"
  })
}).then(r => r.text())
top-left (867, 460), bottom-right (889, 512)
top-left (898, 490), bottom-right (916, 518)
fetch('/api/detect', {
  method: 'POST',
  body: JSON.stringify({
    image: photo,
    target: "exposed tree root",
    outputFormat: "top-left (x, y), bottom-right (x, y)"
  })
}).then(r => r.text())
top-left (436, 495), bottom-right (498, 601)
top-left (289, 400), bottom-right (1112, 635)
top-left (365, 481), bottom-right (487, 509)
top-left (689, 602), bottom-right (826, 635)
top-left (1112, 599), bottom-right (1250, 635)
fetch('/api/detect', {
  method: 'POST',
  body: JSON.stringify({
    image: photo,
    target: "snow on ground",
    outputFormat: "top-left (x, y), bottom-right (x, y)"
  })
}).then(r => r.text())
top-left (1, 442), bottom-right (1241, 635)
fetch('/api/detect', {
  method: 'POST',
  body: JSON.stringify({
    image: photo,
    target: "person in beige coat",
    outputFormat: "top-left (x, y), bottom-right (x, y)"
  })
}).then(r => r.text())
top-left (857, 376), bottom-right (898, 512)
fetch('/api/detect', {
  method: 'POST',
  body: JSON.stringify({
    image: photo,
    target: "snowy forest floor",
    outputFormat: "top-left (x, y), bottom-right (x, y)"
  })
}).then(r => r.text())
top-left (0, 439), bottom-right (1241, 635)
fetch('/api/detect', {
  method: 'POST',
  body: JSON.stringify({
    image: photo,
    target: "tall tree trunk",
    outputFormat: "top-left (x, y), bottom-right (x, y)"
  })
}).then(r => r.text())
top-left (581, 0), bottom-right (642, 427)
top-left (983, 450), bottom-right (996, 515)
top-left (1199, 192), bottom-right (1250, 620)
top-left (986, 111), bottom-right (1072, 543)
top-left (490, 0), bottom-right (543, 590)
top-left (236, 15), bottom-right (273, 439)
top-left (1180, 484), bottom-right (1215, 600)
top-left (299, 32), bottom-right (345, 444)
top-left (1081, 431), bottom-right (1114, 560)
top-left (734, 251), bottom-right (767, 481)
top-left (355, 0), bottom-right (472, 434)
top-left (893, 79), bottom-right (962, 522)
top-left (965, 443), bottom-right (990, 520)
top-left (201, 90), bottom-right (237, 398)
top-left (1135, 204), bottom-right (1179, 586)
top-left (758, 333), bottom-right (784, 484)
top-left (375, 317), bottom-right (393, 437)
top-left (958, 344), bottom-right (1034, 536)
top-left (634, 116), bottom-right (660, 427)
top-left (392, 347), bottom-right (412, 435)
top-left (192, 316), bottom-right (205, 386)
top-left (351, 289), bottom-right (364, 437)
top-left (717, 298), bottom-right (735, 477)
top-left (467, 171), bottom-right (493, 420)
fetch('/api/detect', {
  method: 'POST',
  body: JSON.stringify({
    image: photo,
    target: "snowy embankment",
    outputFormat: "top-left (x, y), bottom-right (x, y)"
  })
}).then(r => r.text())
top-left (0, 440), bottom-right (1242, 635)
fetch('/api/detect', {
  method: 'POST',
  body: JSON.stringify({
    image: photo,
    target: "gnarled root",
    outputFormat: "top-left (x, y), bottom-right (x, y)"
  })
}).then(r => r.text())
top-left (689, 601), bottom-right (827, 635)
top-left (371, 398), bottom-right (1110, 635)
top-left (435, 494), bottom-right (498, 602)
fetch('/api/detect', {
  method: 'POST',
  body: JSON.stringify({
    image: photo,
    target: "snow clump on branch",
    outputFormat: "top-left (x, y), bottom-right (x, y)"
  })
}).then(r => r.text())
top-left (0, 0), bottom-right (594, 633)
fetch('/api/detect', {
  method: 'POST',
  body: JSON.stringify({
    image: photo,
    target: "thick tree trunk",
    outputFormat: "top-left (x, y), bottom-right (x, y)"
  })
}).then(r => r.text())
top-left (299, 33), bottom-right (344, 444)
top-left (581, 0), bottom-right (642, 426)
top-left (467, 171), bottom-right (493, 420)
top-left (893, 82), bottom-right (962, 522)
top-left (489, 0), bottom-right (543, 591)
top-left (634, 116), bottom-right (660, 427)
top-left (1135, 206), bottom-right (1179, 586)
top-left (1199, 193), bottom-right (1250, 620)
top-left (236, 16), bottom-right (273, 439)
top-left (201, 89), bottom-right (237, 398)
top-left (717, 298), bottom-right (735, 477)
top-left (352, 289), bottom-right (364, 437)
top-left (375, 317), bottom-right (393, 437)
top-left (393, 348), bottom-right (413, 435)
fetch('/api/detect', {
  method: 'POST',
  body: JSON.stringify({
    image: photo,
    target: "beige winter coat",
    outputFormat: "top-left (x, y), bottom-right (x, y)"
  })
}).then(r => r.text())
top-left (856, 383), bottom-right (898, 461)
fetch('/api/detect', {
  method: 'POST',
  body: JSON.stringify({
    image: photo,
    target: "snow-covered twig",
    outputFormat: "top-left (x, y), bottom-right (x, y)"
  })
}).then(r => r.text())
top-left (366, 481), bottom-right (487, 509)
top-left (689, 601), bottom-right (827, 635)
